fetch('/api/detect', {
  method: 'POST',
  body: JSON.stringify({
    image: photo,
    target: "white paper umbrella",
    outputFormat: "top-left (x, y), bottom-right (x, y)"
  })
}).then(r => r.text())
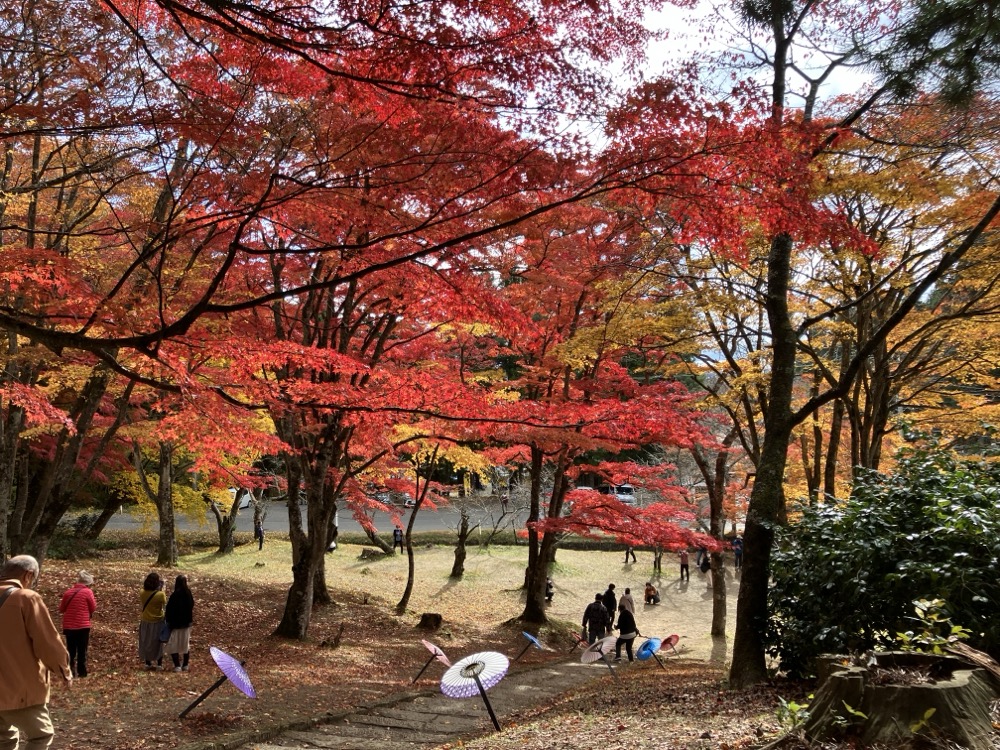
top-left (413, 640), bottom-right (451, 684)
top-left (441, 651), bottom-right (509, 730)
top-left (580, 636), bottom-right (619, 679)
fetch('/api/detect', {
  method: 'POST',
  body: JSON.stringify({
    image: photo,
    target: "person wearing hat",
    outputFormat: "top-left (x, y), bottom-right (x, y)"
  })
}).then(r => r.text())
top-left (59, 570), bottom-right (97, 678)
top-left (0, 555), bottom-right (72, 750)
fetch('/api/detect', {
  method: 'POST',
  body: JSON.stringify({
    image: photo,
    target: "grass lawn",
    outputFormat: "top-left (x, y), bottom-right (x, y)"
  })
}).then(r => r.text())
top-left (35, 536), bottom-right (753, 749)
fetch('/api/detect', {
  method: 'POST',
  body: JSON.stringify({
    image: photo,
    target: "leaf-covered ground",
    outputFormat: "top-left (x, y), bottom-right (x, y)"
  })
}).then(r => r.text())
top-left (33, 535), bottom-right (763, 749)
top-left (449, 663), bottom-right (788, 750)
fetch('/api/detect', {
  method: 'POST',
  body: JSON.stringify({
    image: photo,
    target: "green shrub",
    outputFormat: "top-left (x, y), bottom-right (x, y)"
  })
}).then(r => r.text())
top-left (766, 449), bottom-right (1000, 677)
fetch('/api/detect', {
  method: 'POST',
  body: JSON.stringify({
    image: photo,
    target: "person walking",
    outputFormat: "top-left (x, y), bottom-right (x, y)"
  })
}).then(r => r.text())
top-left (138, 572), bottom-right (166, 671)
top-left (624, 546), bottom-right (637, 564)
top-left (581, 594), bottom-right (610, 644)
top-left (392, 525), bottom-right (404, 554)
top-left (679, 549), bottom-right (690, 581)
top-left (0, 555), bottom-right (72, 750)
top-left (619, 587), bottom-right (635, 614)
top-left (644, 582), bottom-right (660, 604)
top-left (58, 570), bottom-right (97, 679)
top-left (165, 575), bottom-right (194, 673)
top-left (614, 603), bottom-right (639, 662)
top-left (732, 536), bottom-right (744, 570)
top-left (601, 583), bottom-right (617, 621)
top-left (253, 520), bottom-right (265, 551)
top-left (545, 577), bottom-right (555, 604)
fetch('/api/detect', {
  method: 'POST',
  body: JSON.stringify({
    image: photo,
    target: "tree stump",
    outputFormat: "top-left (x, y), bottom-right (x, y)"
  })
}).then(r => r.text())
top-left (358, 547), bottom-right (387, 561)
top-left (804, 652), bottom-right (999, 750)
top-left (416, 613), bottom-right (443, 630)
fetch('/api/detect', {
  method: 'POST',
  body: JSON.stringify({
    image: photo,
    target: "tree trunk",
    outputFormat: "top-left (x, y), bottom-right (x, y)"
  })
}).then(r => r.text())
top-left (156, 440), bottom-right (177, 566)
top-left (364, 524), bottom-right (393, 554)
top-left (397, 476), bottom-right (432, 614)
top-left (206, 495), bottom-right (239, 555)
top-left (0, 383), bottom-right (24, 559)
top-left (450, 507), bottom-right (470, 579)
top-left (729, 232), bottom-right (795, 688)
top-left (274, 548), bottom-right (316, 639)
top-left (83, 492), bottom-right (123, 540)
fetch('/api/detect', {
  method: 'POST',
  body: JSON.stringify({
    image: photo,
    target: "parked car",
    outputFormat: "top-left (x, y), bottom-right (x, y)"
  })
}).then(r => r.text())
top-left (227, 488), bottom-right (252, 511)
top-left (402, 493), bottom-right (416, 508)
top-left (598, 483), bottom-right (637, 506)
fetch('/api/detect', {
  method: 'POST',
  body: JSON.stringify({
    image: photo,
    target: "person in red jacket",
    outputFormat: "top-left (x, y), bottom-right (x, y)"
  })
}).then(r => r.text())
top-left (59, 570), bottom-right (97, 678)
top-left (0, 555), bottom-right (72, 750)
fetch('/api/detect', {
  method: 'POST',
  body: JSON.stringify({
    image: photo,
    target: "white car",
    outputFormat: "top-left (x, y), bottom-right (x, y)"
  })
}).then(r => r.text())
top-left (228, 488), bottom-right (253, 510)
top-left (598, 483), bottom-right (637, 506)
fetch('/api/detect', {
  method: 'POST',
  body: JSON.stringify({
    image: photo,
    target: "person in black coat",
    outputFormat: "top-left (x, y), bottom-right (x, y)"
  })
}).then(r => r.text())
top-left (601, 583), bottom-right (617, 621)
top-left (614, 605), bottom-right (639, 661)
top-left (582, 594), bottom-right (610, 644)
top-left (164, 575), bottom-right (195, 672)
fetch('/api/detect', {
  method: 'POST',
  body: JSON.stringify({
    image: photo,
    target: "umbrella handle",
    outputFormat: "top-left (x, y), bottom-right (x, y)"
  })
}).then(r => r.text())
top-left (179, 674), bottom-right (229, 718)
top-left (599, 652), bottom-right (620, 681)
top-left (472, 673), bottom-right (502, 732)
top-left (653, 652), bottom-right (667, 671)
top-left (412, 654), bottom-right (436, 684)
top-left (513, 642), bottom-right (532, 662)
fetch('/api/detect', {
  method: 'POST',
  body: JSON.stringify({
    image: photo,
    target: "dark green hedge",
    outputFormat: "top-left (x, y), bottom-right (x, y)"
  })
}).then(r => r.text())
top-left (766, 450), bottom-right (1000, 677)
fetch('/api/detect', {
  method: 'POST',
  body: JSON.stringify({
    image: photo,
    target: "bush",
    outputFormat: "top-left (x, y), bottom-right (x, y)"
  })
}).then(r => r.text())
top-left (766, 449), bottom-right (1000, 677)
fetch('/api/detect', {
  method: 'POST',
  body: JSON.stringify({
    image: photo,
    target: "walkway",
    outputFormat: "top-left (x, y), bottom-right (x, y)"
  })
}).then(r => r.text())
top-left (240, 656), bottom-right (616, 750)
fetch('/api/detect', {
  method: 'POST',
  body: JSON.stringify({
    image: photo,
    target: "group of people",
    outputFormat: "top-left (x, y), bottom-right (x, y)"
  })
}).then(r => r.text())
top-left (581, 582), bottom-right (642, 662)
top-left (0, 555), bottom-right (199, 750)
top-left (139, 571), bottom-right (196, 672)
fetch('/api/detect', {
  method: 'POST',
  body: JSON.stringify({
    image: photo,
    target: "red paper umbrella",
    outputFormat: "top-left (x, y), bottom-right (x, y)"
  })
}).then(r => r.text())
top-left (412, 640), bottom-right (451, 684)
top-left (663, 634), bottom-right (681, 654)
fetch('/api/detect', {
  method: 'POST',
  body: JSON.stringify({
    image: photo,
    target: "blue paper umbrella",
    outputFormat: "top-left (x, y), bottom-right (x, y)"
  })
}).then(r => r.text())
top-left (441, 651), bottom-right (509, 731)
top-left (636, 637), bottom-right (667, 670)
top-left (513, 631), bottom-right (546, 662)
top-left (179, 647), bottom-right (256, 718)
top-left (210, 646), bottom-right (257, 698)
top-left (636, 637), bottom-right (661, 660)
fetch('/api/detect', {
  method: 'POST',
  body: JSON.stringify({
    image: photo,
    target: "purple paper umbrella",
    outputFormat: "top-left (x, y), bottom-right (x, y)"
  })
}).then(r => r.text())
top-left (636, 637), bottom-right (667, 671)
top-left (580, 636), bottom-right (619, 680)
top-left (513, 631), bottom-right (546, 662)
top-left (211, 646), bottom-right (257, 698)
top-left (412, 640), bottom-right (451, 684)
top-left (441, 651), bottom-right (509, 731)
top-left (179, 647), bottom-right (256, 718)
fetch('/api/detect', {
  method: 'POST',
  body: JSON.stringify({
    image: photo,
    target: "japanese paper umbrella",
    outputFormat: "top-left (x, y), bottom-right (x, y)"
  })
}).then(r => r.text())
top-left (441, 651), bottom-right (509, 731)
top-left (580, 636), bottom-right (619, 679)
top-left (412, 639), bottom-right (451, 684)
top-left (513, 631), bottom-right (546, 662)
top-left (636, 637), bottom-right (667, 671)
top-left (179, 646), bottom-right (256, 718)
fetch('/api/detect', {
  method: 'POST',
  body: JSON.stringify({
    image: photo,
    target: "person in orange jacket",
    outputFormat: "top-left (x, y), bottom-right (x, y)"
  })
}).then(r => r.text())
top-left (0, 555), bottom-right (72, 750)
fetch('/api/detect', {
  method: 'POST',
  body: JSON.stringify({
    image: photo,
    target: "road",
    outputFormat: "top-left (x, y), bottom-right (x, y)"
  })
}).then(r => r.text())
top-left (103, 499), bottom-right (530, 537)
